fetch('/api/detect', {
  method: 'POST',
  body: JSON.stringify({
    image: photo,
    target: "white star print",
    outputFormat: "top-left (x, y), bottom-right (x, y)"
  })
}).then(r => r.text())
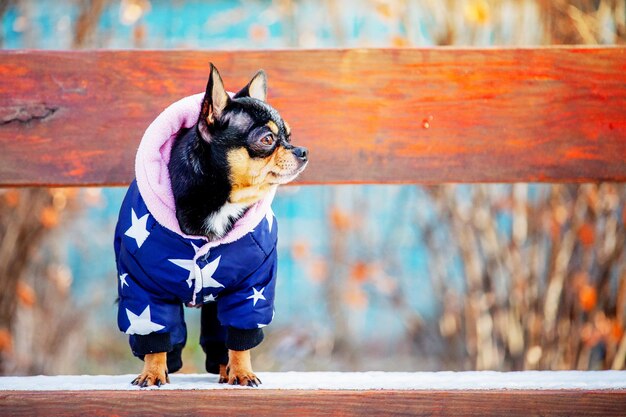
top-left (119, 273), bottom-right (129, 288)
top-left (190, 241), bottom-right (201, 254)
top-left (169, 258), bottom-right (195, 288)
top-left (169, 241), bottom-right (204, 288)
top-left (125, 208), bottom-right (150, 248)
top-left (200, 256), bottom-right (224, 289)
top-left (265, 208), bottom-right (274, 233)
top-left (125, 305), bottom-right (165, 335)
top-left (203, 294), bottom-right (217, 303)
top-left (247, 287), bottom-right (266, 306)
top-left (257, 310), bottom-right (275, 328)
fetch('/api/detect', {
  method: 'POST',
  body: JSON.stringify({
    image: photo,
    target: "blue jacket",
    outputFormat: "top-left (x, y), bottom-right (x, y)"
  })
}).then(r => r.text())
top-left (114, 180), bottom-right (277, 356)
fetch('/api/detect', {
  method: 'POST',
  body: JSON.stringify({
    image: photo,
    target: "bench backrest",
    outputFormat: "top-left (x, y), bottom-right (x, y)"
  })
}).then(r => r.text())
top-left (1, 48), bottom-right (625, 187)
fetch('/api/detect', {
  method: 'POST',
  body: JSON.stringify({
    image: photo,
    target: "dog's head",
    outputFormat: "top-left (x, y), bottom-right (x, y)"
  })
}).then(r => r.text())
top-left (197, 64), bottom-right (308, 202)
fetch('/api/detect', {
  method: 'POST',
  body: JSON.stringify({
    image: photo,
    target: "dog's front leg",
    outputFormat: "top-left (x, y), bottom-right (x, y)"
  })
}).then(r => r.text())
top-left (132, 352), bottom-right (169, 387)
top-left (227, 349), bottom-right (261, 387)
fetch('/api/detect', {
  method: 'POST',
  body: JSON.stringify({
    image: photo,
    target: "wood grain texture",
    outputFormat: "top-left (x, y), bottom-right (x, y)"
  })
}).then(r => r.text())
top-left (1, 48), bottom-right (625, 186)
top-left (1, 390), bottom-right (626, 417)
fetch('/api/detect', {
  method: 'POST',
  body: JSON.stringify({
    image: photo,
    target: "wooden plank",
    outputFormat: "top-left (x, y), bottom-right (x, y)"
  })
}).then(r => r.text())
top-left (1, 390), bottom-right (626, 417)
top-left (0, 48), bottom-right (625, 186)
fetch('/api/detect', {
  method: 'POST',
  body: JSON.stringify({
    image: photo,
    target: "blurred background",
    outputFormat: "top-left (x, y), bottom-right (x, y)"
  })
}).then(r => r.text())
top-left (0, 0), bottom-right (624, 375)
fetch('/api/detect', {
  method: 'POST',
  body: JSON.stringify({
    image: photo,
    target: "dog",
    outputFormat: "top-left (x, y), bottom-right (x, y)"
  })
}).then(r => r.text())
top-left (114, 64), bottom-right (308, 387)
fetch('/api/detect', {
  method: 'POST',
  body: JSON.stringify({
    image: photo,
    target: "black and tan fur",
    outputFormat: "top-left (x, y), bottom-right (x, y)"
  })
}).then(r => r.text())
top-left (168, 64), bottom-right (307, 240)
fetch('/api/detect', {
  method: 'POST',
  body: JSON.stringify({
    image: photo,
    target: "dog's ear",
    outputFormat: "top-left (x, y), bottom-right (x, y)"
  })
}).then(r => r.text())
top-left (233, 70), bottom-right (267, 102)
top-left (199, 64), bottom-right (230, 137)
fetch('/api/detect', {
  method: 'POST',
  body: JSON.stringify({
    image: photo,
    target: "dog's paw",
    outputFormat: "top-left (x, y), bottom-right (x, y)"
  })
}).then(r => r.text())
top-left (131, 352), bottom-right (169, 388)
top-left (131, 369), bottom-right (169, 388)
top-left (226, 365), bottom-right (261, 387)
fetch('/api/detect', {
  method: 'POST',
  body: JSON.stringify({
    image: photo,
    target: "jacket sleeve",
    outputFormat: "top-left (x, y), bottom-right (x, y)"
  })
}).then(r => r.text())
top-left (116, 246), bottom-right (189, 356)
top-left (216, 246), bottom-right (278, 351)
top-left (114, 183), bottom-right (194, 356)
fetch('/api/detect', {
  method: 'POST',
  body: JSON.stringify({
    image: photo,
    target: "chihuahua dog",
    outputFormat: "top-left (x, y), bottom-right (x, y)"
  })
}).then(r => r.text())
top-left (114, 64), bottom-right (307, 388)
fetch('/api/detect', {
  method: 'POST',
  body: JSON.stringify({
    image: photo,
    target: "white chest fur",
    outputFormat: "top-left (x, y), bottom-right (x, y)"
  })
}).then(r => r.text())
top-left (203, 202), bottom-right (248, 237)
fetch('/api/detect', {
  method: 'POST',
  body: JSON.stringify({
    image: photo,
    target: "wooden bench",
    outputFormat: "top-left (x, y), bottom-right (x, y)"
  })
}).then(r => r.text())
top-left (1, 48), bottom-right (625, 416)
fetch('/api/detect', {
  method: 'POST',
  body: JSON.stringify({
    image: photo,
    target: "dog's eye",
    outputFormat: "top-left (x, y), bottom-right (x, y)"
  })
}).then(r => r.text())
top-left (260, 134), bottom-right (275, 146)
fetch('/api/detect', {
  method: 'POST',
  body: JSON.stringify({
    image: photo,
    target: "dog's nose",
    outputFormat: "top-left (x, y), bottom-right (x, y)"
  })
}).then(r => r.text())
top-left (293, 147), bottom-right (308, 161)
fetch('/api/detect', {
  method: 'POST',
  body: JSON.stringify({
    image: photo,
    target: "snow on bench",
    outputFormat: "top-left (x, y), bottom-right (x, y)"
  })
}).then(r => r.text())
top-left (1, 371), bottom-right (625, 391)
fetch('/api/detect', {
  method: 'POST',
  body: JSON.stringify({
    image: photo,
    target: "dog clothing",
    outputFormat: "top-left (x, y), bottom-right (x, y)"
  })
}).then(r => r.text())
top-left (114, 94), bottom-right (278, 369)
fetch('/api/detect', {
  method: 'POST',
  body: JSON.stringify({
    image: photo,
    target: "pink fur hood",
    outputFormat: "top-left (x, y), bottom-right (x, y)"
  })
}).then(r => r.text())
top-left (134, 93), bottom-right (276, 259)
